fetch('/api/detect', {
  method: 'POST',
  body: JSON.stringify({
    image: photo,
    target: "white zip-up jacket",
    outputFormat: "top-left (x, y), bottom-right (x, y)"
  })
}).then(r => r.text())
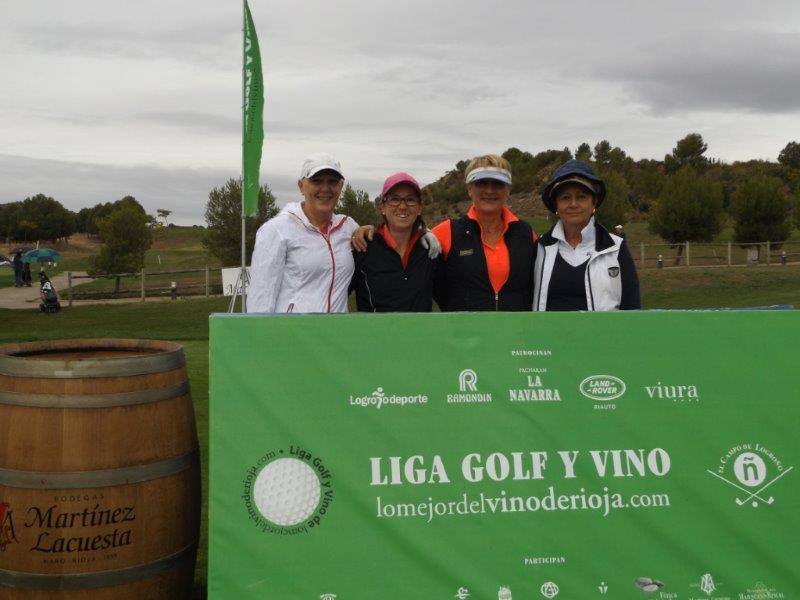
top-left (533, 220), bottom-right (641, 311)
top-left (247, 202), bottom-right (359, 313)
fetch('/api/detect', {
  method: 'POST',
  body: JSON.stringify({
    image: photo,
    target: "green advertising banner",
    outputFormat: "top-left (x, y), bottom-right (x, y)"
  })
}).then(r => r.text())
top-left (209, 312), bottom-right (799, 599)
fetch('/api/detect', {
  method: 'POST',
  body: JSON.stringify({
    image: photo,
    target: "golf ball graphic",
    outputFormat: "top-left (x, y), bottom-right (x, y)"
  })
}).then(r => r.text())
top-left (253, 458), bottom-right (321, 526)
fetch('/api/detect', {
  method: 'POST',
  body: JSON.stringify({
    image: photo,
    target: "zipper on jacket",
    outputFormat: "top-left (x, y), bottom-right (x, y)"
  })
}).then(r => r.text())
top-left (322, 235), bottom-right (336, 312)
top-left (494, 291), bottom-right (499, 311)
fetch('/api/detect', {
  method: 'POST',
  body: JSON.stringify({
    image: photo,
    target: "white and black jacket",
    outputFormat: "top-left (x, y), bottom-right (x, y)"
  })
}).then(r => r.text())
top-left (533, 220), bottom-right (641, 311)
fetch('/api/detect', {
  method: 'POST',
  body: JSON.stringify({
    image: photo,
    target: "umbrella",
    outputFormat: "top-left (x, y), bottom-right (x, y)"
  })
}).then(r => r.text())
top-left (23, 248), bottom-right (63, 264)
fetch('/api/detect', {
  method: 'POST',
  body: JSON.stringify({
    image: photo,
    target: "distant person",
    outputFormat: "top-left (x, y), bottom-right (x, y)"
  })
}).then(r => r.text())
top-left (533, 160), bottom-right (640, 311)
top-left (22, 262), bottom-right (32, 287)
top-left (350, 172), bottom-right (443, 312)
top-left (12, 251), bottom-right (23, 287)
top-left (431, 154), bottom-right (536, 311)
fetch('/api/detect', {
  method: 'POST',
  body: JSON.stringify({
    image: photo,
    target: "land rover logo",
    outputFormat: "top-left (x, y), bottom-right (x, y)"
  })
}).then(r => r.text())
top-left (579, 375), bottom-right (626, 401)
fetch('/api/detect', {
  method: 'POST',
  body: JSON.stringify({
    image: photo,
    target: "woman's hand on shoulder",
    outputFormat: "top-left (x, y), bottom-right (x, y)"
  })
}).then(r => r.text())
top-left (351, 225), bottom-right (375, 252)
top-left (420, 229), bottom-right (442, 259)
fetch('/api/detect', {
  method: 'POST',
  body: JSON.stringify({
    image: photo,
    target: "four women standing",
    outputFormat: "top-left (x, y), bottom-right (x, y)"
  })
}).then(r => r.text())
top-left (248, 153), bottom-right (640, 313)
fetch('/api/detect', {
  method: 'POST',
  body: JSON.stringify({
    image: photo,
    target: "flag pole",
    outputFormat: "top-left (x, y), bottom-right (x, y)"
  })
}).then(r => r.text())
top-left (240, 0), bottom-right (247, 313)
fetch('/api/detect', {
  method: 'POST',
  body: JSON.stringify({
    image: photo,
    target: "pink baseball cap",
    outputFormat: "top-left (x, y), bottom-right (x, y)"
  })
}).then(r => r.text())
top-left (380, 172), bottom-right (421, 199)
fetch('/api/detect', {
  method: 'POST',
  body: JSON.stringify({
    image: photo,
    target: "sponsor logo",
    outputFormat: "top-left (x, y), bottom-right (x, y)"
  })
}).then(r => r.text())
top-left (348, 386), bottom-right (428, 409)
top-left (510, 349), bottom-right (553, 357)
top-left (509, 368), bottom-right (562, 403)
top-left (0, 502), bottom-right (19, 551)
top-left (599, 581), bottom-right (608, 594)
top-left (608, 266), bottom-right (620, 277)
top-left (448, 369), bottom-right (492, 404)
top-left (688, 572), bottom-right (731, 599)
top-left (580, 375), bottom-right (625, 410)
top-left (455, 586), bottom-right (471, 599)
top-left (708, 443), bottom-right (793, 508)
top-left (540, 581), bottom-right (560, 598)
top-left (739, 582), bottom-right (786, 599)
top-left (635, 577), bottom-right (664, 593)
top-left (459, 369), bottom-right (477, 392)
top-left (645, 381), bottom-right (700, 402)
top-left (498, 586), bottom-right (512, 600)
top-left (320, 595), bottom-right (337, 600)
top-left (242, 445), bottom-right (333, 536)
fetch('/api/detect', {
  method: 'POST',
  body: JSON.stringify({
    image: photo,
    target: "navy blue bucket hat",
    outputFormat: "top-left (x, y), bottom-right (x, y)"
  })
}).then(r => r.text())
top-left (541, 159), bottom-right (606, 213)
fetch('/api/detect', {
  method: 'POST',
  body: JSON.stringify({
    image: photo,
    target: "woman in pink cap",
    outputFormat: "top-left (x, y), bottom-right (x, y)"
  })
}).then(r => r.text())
top-left (350, 172), bottom-right (443, 312)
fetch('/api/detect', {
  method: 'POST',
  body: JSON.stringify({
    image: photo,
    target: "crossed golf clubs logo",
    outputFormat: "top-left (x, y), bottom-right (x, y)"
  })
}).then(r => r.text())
top-left (707, 450), bottom-right (793, 508)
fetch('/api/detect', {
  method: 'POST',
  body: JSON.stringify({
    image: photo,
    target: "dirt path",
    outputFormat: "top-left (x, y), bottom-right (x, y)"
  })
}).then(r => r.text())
top-left (0, 272), bottom-right (90, 310)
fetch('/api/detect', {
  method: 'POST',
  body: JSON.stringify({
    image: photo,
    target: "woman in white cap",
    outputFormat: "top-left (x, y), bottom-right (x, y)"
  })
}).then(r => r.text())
top-left (247, 152), bottom-right (359, 313)
top-left (430, 154), bottom-right (537, 311)
top-left (533, 159), bottom-right (640, 311)
top-left (351, 172), bottom-right (443, 312)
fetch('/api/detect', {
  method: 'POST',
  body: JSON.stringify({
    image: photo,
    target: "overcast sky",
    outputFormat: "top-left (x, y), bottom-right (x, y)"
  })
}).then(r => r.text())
top-left (2, 1), bottom-right (799, 224)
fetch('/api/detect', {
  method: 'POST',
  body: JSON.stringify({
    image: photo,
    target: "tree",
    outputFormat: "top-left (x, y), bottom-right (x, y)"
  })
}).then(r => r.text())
top-left (156, 209), bottom-right (172, 227)
top-left (10, 194), bottom-right (75, 242)
top-left (337, 184), bottom-right (378, 226)
top-left (649, 167), bottom-right (724, 264)
top-left (778, 141), bottom-right (800, 169)
top-left (731, 175), bottom-right (792, 249)
top-left (594, 140), bottom-right (612, 169)
top-left (665, 133), bottom-right (709, 173)
top-left (575, 143), bottom-right (592, 162)
top-left (595, 171), bottom-right (630, 229)
top-left (89, 205), bottom-right (153, 293)
top-left (202, 178), bottom-right (277, 266)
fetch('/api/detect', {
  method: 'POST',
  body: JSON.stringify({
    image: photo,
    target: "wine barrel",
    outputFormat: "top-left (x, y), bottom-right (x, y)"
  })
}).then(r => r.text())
top-left (0, 339), bottom-right (200, 599)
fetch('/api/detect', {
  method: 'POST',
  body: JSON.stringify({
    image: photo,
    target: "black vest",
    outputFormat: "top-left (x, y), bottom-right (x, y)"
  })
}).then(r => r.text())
top-left (443, 215), bottom-right (535, 311)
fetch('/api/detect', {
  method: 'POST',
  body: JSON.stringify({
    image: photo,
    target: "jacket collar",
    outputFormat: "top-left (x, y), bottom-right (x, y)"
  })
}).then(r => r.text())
top-left (283, 201), bottom-right (347, 232)
top-left (466, 204), bottom-right (519, 230)
top-left (539, 218), bottom-right (616, 252)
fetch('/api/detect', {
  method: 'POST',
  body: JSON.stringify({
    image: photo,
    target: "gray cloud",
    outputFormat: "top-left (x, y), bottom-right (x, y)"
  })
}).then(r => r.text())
top-left (0, 153), bottom-right (300, 225)
top-left (593, 31), bottom-right (800, 114)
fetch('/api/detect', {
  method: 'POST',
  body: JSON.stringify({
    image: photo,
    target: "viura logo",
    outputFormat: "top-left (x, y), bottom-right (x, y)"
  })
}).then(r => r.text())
top-left (644, 381), bottom-right (699, 402)
top-left (579, 375), bottom-right (626, 411)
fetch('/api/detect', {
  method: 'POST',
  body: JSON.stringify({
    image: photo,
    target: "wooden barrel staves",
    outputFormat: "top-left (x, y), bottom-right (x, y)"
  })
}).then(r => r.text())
top-left (0, 339), bottom-right (200, 599)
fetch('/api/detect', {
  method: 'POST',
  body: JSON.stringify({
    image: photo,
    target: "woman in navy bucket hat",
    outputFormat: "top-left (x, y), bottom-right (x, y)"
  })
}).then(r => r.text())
top-left (533, 160), bottom-right (640, 311)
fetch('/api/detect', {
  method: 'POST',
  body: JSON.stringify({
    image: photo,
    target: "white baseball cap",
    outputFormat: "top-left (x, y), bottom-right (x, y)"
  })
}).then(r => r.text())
top-left (300, 152), bottom-right (343, 179)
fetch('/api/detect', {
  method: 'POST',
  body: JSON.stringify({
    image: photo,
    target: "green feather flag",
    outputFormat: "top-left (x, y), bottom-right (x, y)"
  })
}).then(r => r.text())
top-left (242, 1), bottom-right (264, 217)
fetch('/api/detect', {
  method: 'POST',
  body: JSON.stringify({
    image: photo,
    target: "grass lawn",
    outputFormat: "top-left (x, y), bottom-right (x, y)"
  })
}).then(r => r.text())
top-left (0, 266), bottom-right (797, 598)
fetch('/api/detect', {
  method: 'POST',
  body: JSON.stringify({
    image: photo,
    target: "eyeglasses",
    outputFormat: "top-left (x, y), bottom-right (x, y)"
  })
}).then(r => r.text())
top-left (383, 195), bottom-right (420, 207)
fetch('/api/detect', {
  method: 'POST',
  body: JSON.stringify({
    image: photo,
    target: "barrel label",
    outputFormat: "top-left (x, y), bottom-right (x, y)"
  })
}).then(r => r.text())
top-left (0, 502), bottom-right (19, 550)
top-left (0, 493), bottom-right (137, 568)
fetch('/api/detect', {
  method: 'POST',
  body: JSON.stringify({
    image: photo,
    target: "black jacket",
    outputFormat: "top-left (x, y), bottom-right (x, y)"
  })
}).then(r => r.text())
top-left (438, 214), bottom-right (535, 311)
top-left (351, 233), bottom-right (442, 312)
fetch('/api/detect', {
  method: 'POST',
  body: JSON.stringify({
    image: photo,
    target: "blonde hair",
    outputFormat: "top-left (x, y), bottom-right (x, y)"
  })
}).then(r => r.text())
top-left (465, 154), bottom-right (511, 177)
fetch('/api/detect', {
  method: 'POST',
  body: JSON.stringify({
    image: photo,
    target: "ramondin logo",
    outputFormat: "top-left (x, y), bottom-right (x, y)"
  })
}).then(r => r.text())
top-left (242, 445), bottom-right (334, 535)
top-left (448, 369), bottom-right (492, 404)
top-left (579, 375), bottom-right (626, 401)
top-left (0, 502), bottom-right (18, 551)
top-left (708, 443), bottom-right (793, 509)
top-left (459, 369), bottom-right (478, 392)
top-left (348, 387), bottom-right (428, 409)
